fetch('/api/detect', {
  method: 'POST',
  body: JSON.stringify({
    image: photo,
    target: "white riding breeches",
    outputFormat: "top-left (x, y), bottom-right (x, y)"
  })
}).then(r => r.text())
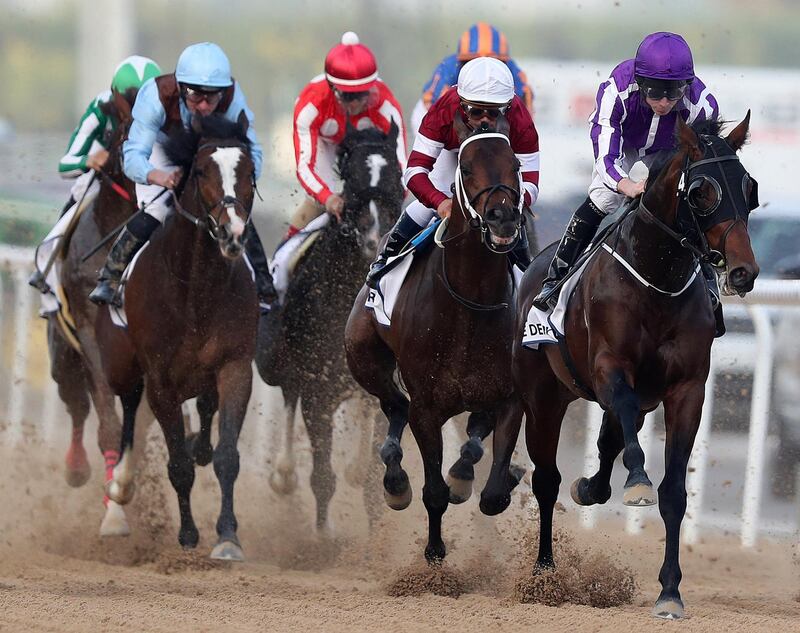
top-left (405, 148), bottom-right (457, 227)
top-left (69, 169), bottom-right (100, 202)
top-left (135, 142), bottom-right (176, 223)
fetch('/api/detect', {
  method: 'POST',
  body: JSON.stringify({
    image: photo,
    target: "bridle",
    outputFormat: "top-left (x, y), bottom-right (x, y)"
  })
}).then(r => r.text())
top-left (172, 140), bottom-right (253, 242)
top-left (452, 132), bottom-right (524, 254)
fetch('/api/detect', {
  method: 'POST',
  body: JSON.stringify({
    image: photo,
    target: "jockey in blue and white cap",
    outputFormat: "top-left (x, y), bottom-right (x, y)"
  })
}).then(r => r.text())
top-left (89, 42), bottom-right (275, 309)
top-left (533, 32), bottom-right (721, 315)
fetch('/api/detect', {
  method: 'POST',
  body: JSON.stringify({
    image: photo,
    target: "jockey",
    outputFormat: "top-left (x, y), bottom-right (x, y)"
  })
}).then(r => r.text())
top-left (410, 22), bottom-right (534, 132)
top-left (88, 42), bottom-right (274, 309)
top-left (28, 55), bottom-right (162, 292)
top-left (366, 56), bottom-right (540, 289)
top-left (287, 31), bottom-right (406, 241)
top-left (532, 32), bottom-right (721, 316)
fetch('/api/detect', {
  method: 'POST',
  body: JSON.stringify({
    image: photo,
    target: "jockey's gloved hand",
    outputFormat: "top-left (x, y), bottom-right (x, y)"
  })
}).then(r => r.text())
top-left (325, 194), bottom-right (344, 221)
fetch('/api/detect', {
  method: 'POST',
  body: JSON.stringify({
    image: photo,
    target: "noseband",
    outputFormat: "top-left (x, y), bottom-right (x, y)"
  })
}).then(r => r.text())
top-left (453, 132), bottom-right (524, 254)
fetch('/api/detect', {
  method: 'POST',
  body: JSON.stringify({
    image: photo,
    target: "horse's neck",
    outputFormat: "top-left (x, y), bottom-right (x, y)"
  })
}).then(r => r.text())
top-left (94, 155), bottom-right (135, 234)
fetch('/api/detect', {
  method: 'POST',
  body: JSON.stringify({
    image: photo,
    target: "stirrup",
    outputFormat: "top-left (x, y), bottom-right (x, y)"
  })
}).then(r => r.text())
top-left (28, 270), bottom-right (51, 294)
top-left (366, 258), bottom-right (387, 290)
top-left (89, 280), bottom-right (121, 307)
top-left (532, 282), bottom-right (560, 312)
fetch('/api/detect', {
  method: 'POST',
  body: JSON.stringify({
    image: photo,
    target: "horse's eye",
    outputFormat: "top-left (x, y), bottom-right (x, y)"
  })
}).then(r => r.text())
top-left (195, 168), bottom-right (205, 178)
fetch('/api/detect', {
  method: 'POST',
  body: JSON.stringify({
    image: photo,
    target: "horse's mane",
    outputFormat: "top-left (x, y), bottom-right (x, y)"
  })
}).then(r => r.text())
top-left (645, 118), bottom-right (727, 188)
top-left (164, 114), bottom-right (252, 169)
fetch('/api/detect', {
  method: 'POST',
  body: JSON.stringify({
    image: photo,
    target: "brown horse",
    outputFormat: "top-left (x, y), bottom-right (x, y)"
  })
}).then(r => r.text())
top-left (482, 115), bottom-right (759, 618)
top-left (96, 113), bottom-right (258, 560)
top-left (50, 89), bottom-right (138, 536)
top-left (345, 117), bottom-right (525, 562)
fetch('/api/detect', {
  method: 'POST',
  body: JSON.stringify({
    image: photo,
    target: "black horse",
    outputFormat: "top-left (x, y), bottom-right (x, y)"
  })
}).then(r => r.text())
top-left (256, 122), bottom-right (404, 531)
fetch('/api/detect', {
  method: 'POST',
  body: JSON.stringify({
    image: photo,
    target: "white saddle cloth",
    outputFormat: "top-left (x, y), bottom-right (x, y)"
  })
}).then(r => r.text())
top-left (270, 213), bottom-right (330, 304)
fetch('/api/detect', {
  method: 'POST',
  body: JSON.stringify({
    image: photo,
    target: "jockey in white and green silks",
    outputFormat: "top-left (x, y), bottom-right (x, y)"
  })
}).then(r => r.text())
top-left (29, 55), bottom-right (162, 293)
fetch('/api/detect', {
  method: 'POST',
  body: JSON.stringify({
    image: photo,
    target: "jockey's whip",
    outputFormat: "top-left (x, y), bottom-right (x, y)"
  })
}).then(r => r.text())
top-left (81, 187), bottom-right (169, 262)
top-left (35, 170), bottom-right (98, 292)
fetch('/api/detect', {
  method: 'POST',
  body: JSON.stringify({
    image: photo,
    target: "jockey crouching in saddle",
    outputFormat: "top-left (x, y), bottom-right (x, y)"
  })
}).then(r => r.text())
top-left (28, 55), bottom-right (162, 294)
top-left (366, 56), bottom-right (539, 289)
top-left (259, 31), bottom-right (406, 341)
top-left (410, 22), bottom-right (534, 132)
top-left (88, 42), bottom-right (275, 309)
top-left (532, 32), bottom-right (726, 336)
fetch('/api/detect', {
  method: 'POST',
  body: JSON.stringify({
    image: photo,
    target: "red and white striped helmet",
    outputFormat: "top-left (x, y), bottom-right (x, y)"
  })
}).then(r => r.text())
top-left (324, 32), bottom-right (378, 93)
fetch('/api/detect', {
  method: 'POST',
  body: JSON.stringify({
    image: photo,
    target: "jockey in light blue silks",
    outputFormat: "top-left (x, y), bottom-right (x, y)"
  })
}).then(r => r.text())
top-left (532, 32), bottom-right (723, 330)
top-left (88, 42), bottom-right (276, 309)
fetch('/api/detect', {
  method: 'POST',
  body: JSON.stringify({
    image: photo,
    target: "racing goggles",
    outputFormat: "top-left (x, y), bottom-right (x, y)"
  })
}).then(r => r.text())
top-left (461, 102), bottom-right (510, 120)
top-left (637, 79), bottom-right (689, 102)
top-left (183, 85), bottom-right (224, 105)
top-left (334, 89), bottom-right (370, 103)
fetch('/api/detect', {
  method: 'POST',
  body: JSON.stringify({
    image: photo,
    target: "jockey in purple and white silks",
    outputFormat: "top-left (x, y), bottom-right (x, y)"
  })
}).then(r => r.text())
top-left (533, 32), bottom-right (720, 313)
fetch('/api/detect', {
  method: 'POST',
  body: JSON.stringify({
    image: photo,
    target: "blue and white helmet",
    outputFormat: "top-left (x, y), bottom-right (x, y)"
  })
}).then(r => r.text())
top-left (175, 42), bottom-right (232, 88)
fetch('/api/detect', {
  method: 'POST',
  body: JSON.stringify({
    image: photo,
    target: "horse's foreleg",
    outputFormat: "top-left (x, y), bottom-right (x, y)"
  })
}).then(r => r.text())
top-left (408, 404), bottom-right (449, 562)
top-left (187, 389), bottom-right (217, 466)
top-left (210, 361), bottom-right (251, 561)
top-left (653, 380), bottom-right (704, 620)
top-left (446, 409), bottom-right (493, 504)
top-left (301, 397), bottom-right (336, 533)
top-left (149, 388), bottom-right (198, 549)
top-left (597, 365), bottom-right (654, 506)
top-left (479, 398), bottom-right (525, 515)
top-left (269, 389), bottom-right (298, 495)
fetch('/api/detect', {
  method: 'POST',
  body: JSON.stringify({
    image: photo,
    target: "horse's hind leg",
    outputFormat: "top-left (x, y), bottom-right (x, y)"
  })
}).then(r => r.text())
top-left (187, 389), bottom-right (217, 467)
top-left (210, 361), bottom-right (252, 561)
top-left (480, 398), bottom-right (525, 516)
top-left (106, 382), bottom-right (143, 507)
top-left (652, 380), bottom-right (705, 620)
top-left (48, 320), bottom-right (92, 487)
top-left (269, 386), bottom-right (299, 495)
top-left (301, 395), bottom-right (336, 533)
top-left (597, 365), bottom-right (655, 506)
top-left (571, 410), bottom-right (641, 506)
top-left (446, 410), bottom-right (493, 504)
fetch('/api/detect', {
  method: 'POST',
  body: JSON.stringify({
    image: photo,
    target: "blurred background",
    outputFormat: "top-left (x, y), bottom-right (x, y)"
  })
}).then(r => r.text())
top-left (1, 0), bottom-right (799, 542)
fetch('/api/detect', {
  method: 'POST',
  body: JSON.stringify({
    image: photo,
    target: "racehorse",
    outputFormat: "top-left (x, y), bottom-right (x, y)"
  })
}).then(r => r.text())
top-left (98, 113), bottom-right (258, 560)
top-left (255, 122), bottom-right (404, 531)
top-left (482, 114), bottom-right (759, 618)
top-left (50, 89), bottom-right (138, 536)
top-left (344, 116), bottom-right (525, 562)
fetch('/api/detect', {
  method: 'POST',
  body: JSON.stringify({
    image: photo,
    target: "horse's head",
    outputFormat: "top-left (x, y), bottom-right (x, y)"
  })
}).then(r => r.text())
top-left (336, 121), bottom-right (404, 259)
top-left (98, 89), bottom-right (135, 181)
top-left (672, 114), bottom-right (760, 296)
top-left (451, 113), bottom-right (523, 252)
top-left (165, 112), bottom-right (255, 260)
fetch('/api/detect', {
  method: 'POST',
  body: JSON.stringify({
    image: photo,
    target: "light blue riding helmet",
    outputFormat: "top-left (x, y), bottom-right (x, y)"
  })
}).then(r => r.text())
top-left (175, 42), bottom-right (233, 88)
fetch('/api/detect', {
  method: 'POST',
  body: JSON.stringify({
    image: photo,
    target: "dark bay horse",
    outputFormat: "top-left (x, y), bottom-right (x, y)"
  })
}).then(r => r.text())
top-left (97, 113), bottom-right (258, 560)
top-left (50, 89), bottom-right (138, 536)
top-left (483, 115), bottom-right (759, 618)
top-left (255, 122), bottom-right (404, 531)
top-left (345, 117), bottom-right (525, 562)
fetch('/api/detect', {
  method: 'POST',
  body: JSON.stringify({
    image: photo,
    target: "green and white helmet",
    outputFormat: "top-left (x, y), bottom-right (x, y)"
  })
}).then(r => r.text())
top-left (111, 55), bottom-right (162, 93)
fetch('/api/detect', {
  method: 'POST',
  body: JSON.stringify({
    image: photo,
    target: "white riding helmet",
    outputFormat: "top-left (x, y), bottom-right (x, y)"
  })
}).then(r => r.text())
top-left (457, 57), bottom-right (514, 104)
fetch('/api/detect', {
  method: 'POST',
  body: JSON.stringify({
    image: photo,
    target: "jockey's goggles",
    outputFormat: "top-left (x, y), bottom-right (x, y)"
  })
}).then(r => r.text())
top-left (334, 89), bottom-right (370, 103)
top-left (637, 78), bottom-right (689, 102)
top-left (182, 85), bottom-right (224, 105)
top-left (461, 102), bottom-right (510, 120)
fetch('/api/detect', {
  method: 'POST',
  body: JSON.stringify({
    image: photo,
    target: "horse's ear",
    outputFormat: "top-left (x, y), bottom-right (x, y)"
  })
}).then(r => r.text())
top-left (725, 110), bottom-right (751, 152)
top-left (387, 119), bottom-right (399, 145)
top-left (191, 113), bottom-right (203, 135)
top-left (237, 110), bottom-right (249, 136)
top-left (495, 114), bottom-right (510, 139)
top-left (675, 116), bottom-right (703, 162)
top-left (453, 111), bottom-right (471, 143)
top-left (112, 89), bottom-right (132, 124)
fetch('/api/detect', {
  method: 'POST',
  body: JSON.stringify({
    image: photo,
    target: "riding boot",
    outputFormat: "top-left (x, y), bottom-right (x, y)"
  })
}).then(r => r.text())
top-left (244, 222), bottom-right (278, 312)
top-left (509, 223), bottom-right (532, 271)
top-left (88, 214), bottom-right (159, 307)
top-left (702, 262), bottom-right (725, 338)
top-left (366, 211), bottom-right (424, 290)
top-left (532, 197), bottom-right (605, 311)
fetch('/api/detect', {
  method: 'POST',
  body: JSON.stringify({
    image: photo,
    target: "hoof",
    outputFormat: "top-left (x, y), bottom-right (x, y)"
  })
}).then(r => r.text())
top-left (64, 446), bottom-right (91, 488)
top-left (210, 540), bottom-right (244, 562)
top-left (186, 432), bottom-right (213, 467)
top-left (269, 470), bottom-right (298, 495)
top-left (570, 478), bottom-right (591, 506)
top-left (424, 542), bottom-right (446, 563)
top-left (479, 491), bottom-right (511, 516)
top-left (653, 598), bottom-right (685, 619)
top-left (445, 473), bottom-right (473, 505)
top-left (105, 478), bottom-right (136, 506)
top-left (384, 485), bottom-right (412, 510)
top-left (509, 463), bottom-right (526, 486)
top-left (99, 501), bottom-right (131, 537)
top-left (623, 482), bottom-right (657, 506)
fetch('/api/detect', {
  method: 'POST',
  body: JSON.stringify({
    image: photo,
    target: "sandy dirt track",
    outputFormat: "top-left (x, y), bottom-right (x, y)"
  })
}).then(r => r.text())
top-left (1, 409), bottom-right (798, 633)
